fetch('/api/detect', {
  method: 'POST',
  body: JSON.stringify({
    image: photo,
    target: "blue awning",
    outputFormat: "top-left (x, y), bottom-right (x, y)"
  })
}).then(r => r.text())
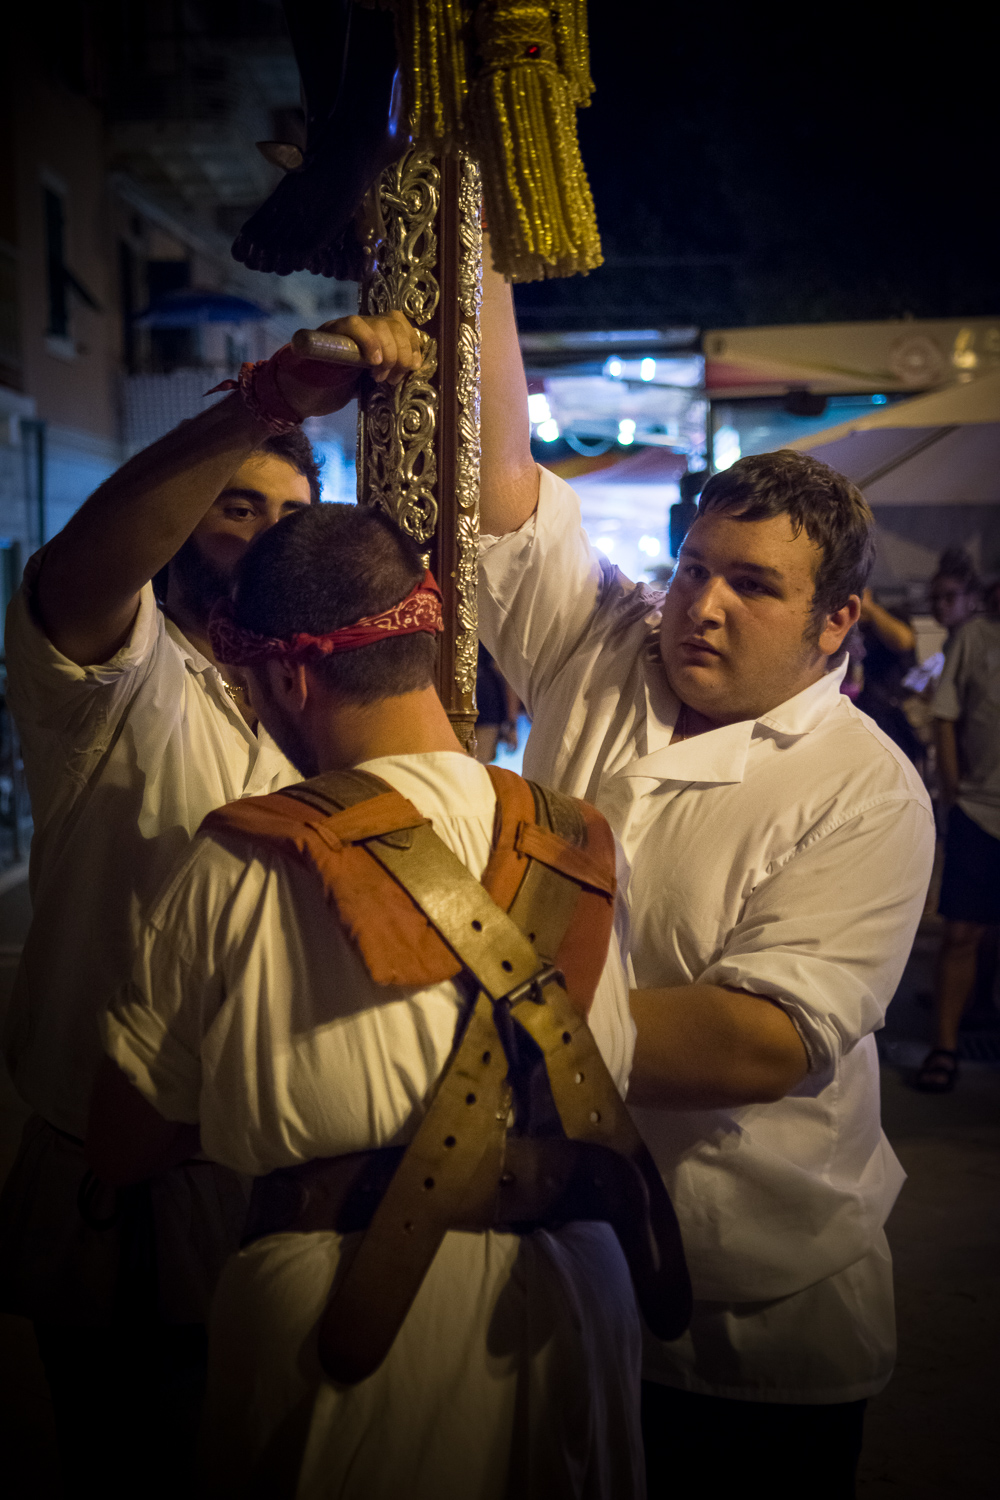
top-left (133, 290), bottom-right (270, 327)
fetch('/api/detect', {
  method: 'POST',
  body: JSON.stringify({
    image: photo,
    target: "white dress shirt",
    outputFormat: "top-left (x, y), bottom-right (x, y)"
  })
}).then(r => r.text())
top-left (3, 554), bottom-right (298, 1136)
top-left (104, 752), bottom-right (643, 1499)
top-left (479, 467), bottom-right (935, 1403)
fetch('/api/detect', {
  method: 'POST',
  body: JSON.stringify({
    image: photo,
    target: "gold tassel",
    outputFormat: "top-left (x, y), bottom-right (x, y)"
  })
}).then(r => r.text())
top-left (551, 0), bottom-right (595, 108)
top-left (364, 0), bottom-right (470, 150)
top-left (359, 0), bottom-right (602, 283)
top-left (468, 2), bottom-right (602, 282)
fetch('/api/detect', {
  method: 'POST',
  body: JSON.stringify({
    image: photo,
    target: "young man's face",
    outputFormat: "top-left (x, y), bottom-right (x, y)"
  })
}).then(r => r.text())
top-left (172, 453), bottom-right (312, 618)
top-left (930, 579), bottom-right (977, 632)
top-left (658, 510), bottom-right (856, 725)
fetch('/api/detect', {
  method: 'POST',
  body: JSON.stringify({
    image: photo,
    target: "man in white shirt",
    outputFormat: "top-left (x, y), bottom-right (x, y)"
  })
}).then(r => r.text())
top-left (0, 311), bottom-right (422, 1495)
top-left (476, 261), bottom-right (934, 1497)
top-left (86, 500), bottom-right (645, 1499)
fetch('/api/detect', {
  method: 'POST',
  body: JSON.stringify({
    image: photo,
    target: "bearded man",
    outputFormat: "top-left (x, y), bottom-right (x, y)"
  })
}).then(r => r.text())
top-left (475, 260), bottom-right (934, 1499)
top-left (0, 311), bottom-right (421, 1496)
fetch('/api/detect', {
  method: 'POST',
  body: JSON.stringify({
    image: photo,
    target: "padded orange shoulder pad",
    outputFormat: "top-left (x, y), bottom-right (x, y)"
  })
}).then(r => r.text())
top-left (482, 766), bottom-right (618, 1018)
top-left (201, 792), bottom-right (459, 989)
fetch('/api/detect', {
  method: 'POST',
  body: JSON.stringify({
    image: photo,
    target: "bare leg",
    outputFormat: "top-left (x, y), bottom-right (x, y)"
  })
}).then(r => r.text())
top-left (935, 920), bottom-right (987, 1050)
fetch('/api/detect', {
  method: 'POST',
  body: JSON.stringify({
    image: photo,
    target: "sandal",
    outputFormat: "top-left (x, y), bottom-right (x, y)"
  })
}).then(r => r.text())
top-left (915, 1048), bottom-right (959, 1093)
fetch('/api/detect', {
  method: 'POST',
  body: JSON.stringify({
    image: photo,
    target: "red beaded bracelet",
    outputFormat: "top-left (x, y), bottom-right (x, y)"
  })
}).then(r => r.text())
top-left (205, 355), bottom-right (303, 434)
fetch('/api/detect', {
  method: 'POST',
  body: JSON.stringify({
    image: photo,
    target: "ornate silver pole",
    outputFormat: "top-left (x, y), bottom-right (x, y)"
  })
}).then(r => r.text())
top-left (357, 149), bottom-right (482, 751)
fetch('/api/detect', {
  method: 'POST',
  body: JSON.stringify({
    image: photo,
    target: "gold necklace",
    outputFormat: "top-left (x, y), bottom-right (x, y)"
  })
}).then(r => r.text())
top-left (224, 681), bottom-right (247, 700)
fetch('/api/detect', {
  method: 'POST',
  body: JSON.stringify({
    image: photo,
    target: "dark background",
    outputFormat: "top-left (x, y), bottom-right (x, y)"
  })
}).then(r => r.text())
top-left (21, 2), bottom-right (998, 333)
top-left (515, 3), bottom-right (997, 330)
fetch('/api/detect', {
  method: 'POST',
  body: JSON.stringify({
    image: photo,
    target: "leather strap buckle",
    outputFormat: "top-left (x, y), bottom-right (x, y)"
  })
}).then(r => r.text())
top-left (502, 964), bottom-right (566, 1007)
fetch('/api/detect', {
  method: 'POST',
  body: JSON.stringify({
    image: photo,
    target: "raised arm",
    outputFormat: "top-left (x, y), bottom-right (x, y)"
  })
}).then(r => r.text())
top-left (859, 589), bottom-right (916, 656)
top-left (36, 313), bottom-right (421, 666)
top-left (479, 242), bottom-right (539, 535)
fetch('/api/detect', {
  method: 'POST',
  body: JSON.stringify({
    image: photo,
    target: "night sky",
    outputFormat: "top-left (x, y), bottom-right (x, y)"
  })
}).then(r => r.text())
top-left (515, 4), bottom-right (997, 331)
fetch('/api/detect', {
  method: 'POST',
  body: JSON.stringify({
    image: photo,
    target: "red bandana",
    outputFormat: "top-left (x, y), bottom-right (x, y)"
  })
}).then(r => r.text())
top-left (209, 571), bottom-right (444, 666)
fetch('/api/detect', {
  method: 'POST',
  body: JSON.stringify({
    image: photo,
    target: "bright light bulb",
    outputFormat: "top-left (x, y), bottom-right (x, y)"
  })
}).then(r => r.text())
top-left (605, 357), bottom-right (623, 378)
top-left (527, 393), bottom-right (551, 424)
top-left (536, 418), bottom-right (560, 443)
top-left (638, 535), bottom-right (661, 557)
top-left (593, 536), bottom-right (616, 556)
top-left (713, 425), bottom-right (741, 470)
top-left (618, 418), bottom-right (636, 445)
top-left (639, 357), bottom-right (656, 381)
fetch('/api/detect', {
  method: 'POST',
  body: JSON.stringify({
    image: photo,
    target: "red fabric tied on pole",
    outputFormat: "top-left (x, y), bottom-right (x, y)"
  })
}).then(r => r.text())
top-left (209, 571), bottom-right (444, 667)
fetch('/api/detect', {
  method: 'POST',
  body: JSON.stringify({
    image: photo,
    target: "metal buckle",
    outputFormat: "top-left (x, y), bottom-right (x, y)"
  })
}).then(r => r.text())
top-left (503, 965), bottom-right (566, 1006)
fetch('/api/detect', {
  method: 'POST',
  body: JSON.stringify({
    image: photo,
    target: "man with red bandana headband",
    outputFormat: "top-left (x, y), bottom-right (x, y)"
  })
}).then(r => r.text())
top-left (0, 311), bottom-right (422, 1496)
top-left (85, 501), bottom-right (650, 1500)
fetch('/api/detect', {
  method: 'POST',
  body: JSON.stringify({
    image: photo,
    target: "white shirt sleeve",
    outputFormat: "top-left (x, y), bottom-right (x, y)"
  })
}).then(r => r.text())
top-left (478, 466), bottom-right (619, 716)
top-left (4, 549), bottom-right (162, 779)
top-left (698, 793), bottom-right (935, 1087)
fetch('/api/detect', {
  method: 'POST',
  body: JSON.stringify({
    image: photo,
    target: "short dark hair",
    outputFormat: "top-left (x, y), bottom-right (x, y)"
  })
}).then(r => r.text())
top-left (258, 428), bottom-right (322, 505)
top-left (932, 547), bottom-right (980, 595)
top-left (697, 450), bottom-right (876, 625)
top-left (232, 503), bottom-right (437, 704)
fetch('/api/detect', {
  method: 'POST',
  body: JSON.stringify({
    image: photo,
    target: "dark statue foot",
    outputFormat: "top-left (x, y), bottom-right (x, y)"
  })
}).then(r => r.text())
top-left (232, 0), bottom-right (407, 279)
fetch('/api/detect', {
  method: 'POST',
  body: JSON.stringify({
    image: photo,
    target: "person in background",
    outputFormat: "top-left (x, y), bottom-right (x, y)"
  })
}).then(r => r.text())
top-left (930, 549), bottom-right (982, 641)
top-left (474, 641), bottom-right (522, 763)
top-left (904, 549), bottom-right (982, 697)
top-left (916, 585), bottom-right (1000, 1092)
top-left (854, 587), bottom-right (923, 764)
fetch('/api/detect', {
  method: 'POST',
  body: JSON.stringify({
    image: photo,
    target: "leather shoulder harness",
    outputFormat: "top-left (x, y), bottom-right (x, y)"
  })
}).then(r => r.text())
top-left (201, 764), bottom-right (691, 1381)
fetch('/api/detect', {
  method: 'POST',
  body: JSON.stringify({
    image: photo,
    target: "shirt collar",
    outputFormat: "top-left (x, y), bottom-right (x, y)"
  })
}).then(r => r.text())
top-left (161, 609), bottom-right (215, 672)
top-left (619, 632), bottom-right (848, 785)
top-left (757, 656), bottom-right (848, 735)
top-left (158, 607), bottom-right (294, 781)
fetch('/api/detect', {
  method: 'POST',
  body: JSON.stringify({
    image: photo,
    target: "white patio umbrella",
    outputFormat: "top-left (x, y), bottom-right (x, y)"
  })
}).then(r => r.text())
top-left (785, 369), bottom-right (1000, 505)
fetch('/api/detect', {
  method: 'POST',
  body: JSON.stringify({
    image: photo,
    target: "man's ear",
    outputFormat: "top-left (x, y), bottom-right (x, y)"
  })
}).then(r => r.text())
top-left (267, 657), bottom-right (310, 711)
top-left (818, 593), bottom-right (861, 657)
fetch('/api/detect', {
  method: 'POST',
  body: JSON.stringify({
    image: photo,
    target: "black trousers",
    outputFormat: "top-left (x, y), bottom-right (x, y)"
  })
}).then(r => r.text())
top-left (642, 1381), bottom-right (867, 1500)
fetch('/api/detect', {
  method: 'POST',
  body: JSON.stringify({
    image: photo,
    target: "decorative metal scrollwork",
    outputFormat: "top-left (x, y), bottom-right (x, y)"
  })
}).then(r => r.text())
top-left (453, 156), bottom-right (483, 700)
top-left (358, 148), bottom-right (482, 727)
top-left (360, 149), bottom-right (441, 546)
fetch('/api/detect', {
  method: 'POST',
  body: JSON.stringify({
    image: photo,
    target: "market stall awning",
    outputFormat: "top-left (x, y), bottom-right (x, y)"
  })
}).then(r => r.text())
top-left (787, 370), bottom-right (1000, 506)
top-left (704, 317), bottom-right (1000, 398)
top-left (541, 444), bottom-right (688, 486)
